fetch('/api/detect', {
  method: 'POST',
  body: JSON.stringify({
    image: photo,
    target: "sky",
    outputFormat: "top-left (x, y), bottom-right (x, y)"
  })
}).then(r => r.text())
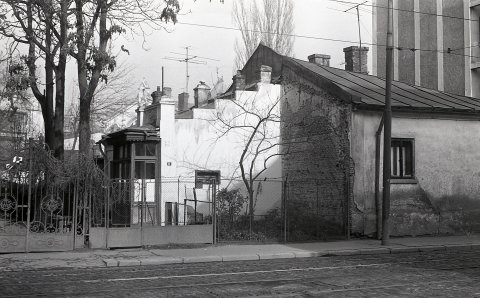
top-left (71, 0), bottom-right (373, 105)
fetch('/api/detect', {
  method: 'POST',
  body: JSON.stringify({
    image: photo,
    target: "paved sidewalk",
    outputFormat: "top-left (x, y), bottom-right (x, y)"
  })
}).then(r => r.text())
top-left (1, 234), bottom-right (480, 271)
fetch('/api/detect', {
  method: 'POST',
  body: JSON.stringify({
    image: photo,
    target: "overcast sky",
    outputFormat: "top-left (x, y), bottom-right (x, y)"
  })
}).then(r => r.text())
top-left (75, 0), bottom-right (373, 104)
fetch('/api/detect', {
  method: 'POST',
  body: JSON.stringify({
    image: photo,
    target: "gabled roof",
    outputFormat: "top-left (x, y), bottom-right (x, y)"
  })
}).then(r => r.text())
top-left (286, 57), bottom-right (480, 114)
top-left (226, 44), bottom-right (480, 116)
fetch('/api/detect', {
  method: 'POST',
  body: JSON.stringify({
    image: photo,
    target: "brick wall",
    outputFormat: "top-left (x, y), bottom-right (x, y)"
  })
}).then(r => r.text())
top-left (281, 65), bottom-right (352, 240)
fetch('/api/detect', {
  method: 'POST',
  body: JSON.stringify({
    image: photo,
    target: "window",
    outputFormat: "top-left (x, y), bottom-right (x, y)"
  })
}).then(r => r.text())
top-left (135, 143), bottom-right (156, 157)
top-left (134, 161), bottom-right (155, 179)
top-left (391, 139), bottom-right (414, 179)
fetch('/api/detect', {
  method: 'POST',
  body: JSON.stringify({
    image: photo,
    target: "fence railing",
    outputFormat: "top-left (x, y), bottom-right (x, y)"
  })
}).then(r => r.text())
top-left (90, 176), bottom-right (480, 243)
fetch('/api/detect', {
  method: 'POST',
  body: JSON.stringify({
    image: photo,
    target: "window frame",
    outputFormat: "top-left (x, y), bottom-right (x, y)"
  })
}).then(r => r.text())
top-left (390, 138), bottom-right (416, 183)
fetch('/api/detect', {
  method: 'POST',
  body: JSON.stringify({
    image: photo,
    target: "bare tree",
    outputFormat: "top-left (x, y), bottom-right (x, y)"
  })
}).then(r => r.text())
top-left (0, 1), bottom-right (69, 159)
top-left (0, 0), bottom-right (181, 158)
top-left (209, 89), bottom-right (284, 234)
top-left (66, 61), bottom-right (136, 150)
top-left (70, 0), bottom-right (181, 156)
top-left (232, 0), bottom-right (294, 69)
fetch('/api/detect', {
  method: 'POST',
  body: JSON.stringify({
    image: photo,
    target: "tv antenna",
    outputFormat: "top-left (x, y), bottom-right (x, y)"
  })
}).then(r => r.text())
top-left (164, 46), bottom-right (219, 92)
top-left (344, 1), bottom-right (368, 72)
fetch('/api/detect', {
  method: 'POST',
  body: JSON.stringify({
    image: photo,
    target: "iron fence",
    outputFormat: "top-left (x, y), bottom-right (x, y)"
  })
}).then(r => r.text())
top-left (0, 139), bottom-right (99, 252)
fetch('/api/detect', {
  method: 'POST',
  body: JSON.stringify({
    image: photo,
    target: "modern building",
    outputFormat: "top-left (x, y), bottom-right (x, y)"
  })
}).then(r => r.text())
top-left (372, 0), bottom-right (480, 98)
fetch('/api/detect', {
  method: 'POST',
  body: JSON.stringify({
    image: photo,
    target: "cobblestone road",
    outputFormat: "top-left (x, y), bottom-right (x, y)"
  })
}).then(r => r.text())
top-left (2, 250), bottom-right (480, 297)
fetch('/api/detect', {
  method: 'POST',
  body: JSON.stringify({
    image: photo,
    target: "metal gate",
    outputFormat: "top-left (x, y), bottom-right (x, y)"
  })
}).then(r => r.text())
top-left (0, 142), bottom-right (88, 253)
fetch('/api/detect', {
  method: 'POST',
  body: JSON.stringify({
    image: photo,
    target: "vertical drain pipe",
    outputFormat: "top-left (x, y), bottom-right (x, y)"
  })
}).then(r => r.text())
top-left (375, 115), bottom-right (384, 240)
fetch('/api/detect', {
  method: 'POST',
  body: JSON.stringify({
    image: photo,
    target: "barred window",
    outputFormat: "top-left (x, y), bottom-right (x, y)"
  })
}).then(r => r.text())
top-left (391, 139), bottom-right (414, 179)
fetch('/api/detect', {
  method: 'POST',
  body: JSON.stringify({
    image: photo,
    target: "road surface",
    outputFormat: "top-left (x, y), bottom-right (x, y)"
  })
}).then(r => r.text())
top-left (1, 249), bottom-right (479, 297)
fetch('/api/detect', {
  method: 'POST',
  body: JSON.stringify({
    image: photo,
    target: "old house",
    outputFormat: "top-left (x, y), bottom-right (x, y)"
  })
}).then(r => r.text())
top-left (95, 41), bottom-right (480, 246)
top-left (236, 44), bottom-right (480, 238)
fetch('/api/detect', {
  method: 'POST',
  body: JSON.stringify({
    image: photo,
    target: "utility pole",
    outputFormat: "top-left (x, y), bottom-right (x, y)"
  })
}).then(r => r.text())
top-left (382, 0), bottom-right (394, 246)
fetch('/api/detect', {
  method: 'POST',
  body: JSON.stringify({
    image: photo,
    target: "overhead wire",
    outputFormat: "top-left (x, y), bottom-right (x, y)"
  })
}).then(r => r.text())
top-left (176, 21), bottom-right (480, 60)
top-left (321, 0), bottom-right (479, 22)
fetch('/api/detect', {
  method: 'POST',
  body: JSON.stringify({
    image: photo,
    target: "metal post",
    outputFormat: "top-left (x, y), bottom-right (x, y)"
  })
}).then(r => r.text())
top-left (212, 180), bottom-right (216, 245)
top-left (25, 138), bottom-right (33, 252)
top-left (375, 116), bottom-right (384, 240)
top-left (184, 198), bottom-right (187, 225)
top-left (72, 180), bottom-right (78, 250)
top-left (193, 188), bottom-right (197, 224)
top-left (105, 180), bottom-right (110, 249)
top-left (382, 0), bottom-right (394, 246)
top-left (162, 66), bottom-right (164, 94)
top-left (141, 180), bottom-right (145, 246)
top-left (283, 176), bottom-right (288, 243)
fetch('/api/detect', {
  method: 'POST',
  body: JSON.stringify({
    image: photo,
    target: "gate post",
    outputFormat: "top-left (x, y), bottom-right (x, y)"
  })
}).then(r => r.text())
top-left (212, 180), bottom-right (216, 245)
top-left (72, 179), bottom-right (78, 249)
top-left (25, 138), bottom-right (33, 252)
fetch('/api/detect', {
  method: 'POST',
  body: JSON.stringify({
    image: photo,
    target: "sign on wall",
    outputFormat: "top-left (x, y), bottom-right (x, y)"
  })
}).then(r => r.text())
top-left (195, 170), bottom-right (221, 188)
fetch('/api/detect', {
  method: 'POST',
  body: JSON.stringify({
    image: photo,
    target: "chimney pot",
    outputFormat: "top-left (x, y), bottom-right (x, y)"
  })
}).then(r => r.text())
top-left (343, 46), bottom-right (369, 74)
top-left (308, 54), bottom-right (331, 67)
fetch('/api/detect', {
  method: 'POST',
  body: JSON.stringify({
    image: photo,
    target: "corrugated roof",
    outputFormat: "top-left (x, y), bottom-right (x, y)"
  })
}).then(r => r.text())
top-left (287, 58), bottom-right (480, 113)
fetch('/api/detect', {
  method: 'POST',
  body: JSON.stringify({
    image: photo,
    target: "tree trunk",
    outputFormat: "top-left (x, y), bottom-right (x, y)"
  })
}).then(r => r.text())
top-left (53, 74), bottom-right (65, 160)
top-left (78, 98), bottom-right (92, 156)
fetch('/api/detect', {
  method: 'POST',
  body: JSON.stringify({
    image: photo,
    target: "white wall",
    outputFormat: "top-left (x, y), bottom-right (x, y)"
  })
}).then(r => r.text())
top-left (174, 83), bottom-right (284, 214)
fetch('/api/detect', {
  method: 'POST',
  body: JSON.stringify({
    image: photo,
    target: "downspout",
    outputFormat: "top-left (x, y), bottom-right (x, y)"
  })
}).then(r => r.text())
top-left (375, 115), bottom-right (384, 240)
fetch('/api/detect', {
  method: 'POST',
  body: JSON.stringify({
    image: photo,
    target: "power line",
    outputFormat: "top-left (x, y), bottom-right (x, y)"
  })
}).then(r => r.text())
top-left (322, 0), bottom-right (479, 22)
top-left (176, 21), bottom-right (480, 60)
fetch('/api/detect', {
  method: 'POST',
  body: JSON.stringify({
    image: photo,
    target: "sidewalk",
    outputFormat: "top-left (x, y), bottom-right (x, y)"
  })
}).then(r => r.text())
top-left (1, 234), bottom-right (480, 271)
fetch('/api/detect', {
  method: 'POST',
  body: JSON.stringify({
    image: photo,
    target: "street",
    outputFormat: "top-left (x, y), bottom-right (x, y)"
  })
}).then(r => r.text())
top-left (1, 249), bottom-right (480, 297)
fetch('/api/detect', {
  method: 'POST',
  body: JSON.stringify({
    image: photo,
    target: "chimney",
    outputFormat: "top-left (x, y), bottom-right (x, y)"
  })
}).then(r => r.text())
top-left (194, 81), bottom-right (211, 108)
top-left (308, 54), bottom-right (331, 67)
top-left (178, 92), bottom-right (189, 111)
top-left (343, 46), bottom-right (369, 74)
top-left (256, 65), bottom-right (272, 84)
top-left (151, 86), bottom-right (161, 104)
top-left (161, 87), bottom-right (172, 100)
top-left (136, 107), bottom-right (144, 126)
top-left (232, 70), bottom-right (245, 90)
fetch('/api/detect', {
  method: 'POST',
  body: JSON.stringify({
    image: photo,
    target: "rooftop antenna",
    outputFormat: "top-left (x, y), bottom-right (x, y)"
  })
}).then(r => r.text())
top-left (344, 1), bottom-right (368, 73)
top-left (164, 47), bottom-right (219, 92)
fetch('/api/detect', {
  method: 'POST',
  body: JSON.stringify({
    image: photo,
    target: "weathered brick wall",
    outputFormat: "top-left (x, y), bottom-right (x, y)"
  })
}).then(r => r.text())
top-left (281, 65), bottom-right (352, 240)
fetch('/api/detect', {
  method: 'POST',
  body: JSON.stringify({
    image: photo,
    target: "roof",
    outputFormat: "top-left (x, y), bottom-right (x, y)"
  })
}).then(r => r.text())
top-left (286, 57), bottom-right (480, 114)
top-left (223, 44), bottom-right (480, 116)
top-left (98, 125), bottom-right (160, 145)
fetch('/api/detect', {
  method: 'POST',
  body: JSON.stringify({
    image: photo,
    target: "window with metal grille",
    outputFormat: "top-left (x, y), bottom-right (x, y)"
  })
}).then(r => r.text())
top-left (391, 139), bottom-right (414, 179)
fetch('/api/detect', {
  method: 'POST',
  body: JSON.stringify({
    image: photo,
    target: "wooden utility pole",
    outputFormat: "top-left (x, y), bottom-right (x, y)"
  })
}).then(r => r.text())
top-left (382, 0), bottom-right (394, 246)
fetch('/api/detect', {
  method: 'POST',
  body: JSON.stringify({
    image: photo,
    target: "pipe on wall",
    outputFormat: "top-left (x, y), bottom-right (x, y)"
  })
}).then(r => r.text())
top-left (374, 115), bottom-right (384, 240)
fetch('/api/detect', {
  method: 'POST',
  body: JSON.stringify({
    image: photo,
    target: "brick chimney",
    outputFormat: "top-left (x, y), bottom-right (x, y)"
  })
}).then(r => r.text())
top-left (194, 81), bottom-right (211, 108)
top-left (161, 87), bottom-right (172, 100)
top-left (343, 46), bottom-right (369, 74)
top-left (308, 54), bottom-right (331, 67)
top-left (232, 70), bottom-right (245, 90)
top-left (256, 65), bottom-right (272, 84)
top-left (178, 92), bottom-right (189, 111)
top-left (151, 86), bottom-right (161, 104)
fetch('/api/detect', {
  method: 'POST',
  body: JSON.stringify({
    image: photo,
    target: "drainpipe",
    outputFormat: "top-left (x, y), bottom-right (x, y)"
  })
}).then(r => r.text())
top-left (375, 115), bottom-right (384, 240)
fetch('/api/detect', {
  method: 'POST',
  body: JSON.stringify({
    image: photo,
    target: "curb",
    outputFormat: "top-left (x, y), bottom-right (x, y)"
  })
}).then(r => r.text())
top-left (101, 243), bottom-right (480, 268)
